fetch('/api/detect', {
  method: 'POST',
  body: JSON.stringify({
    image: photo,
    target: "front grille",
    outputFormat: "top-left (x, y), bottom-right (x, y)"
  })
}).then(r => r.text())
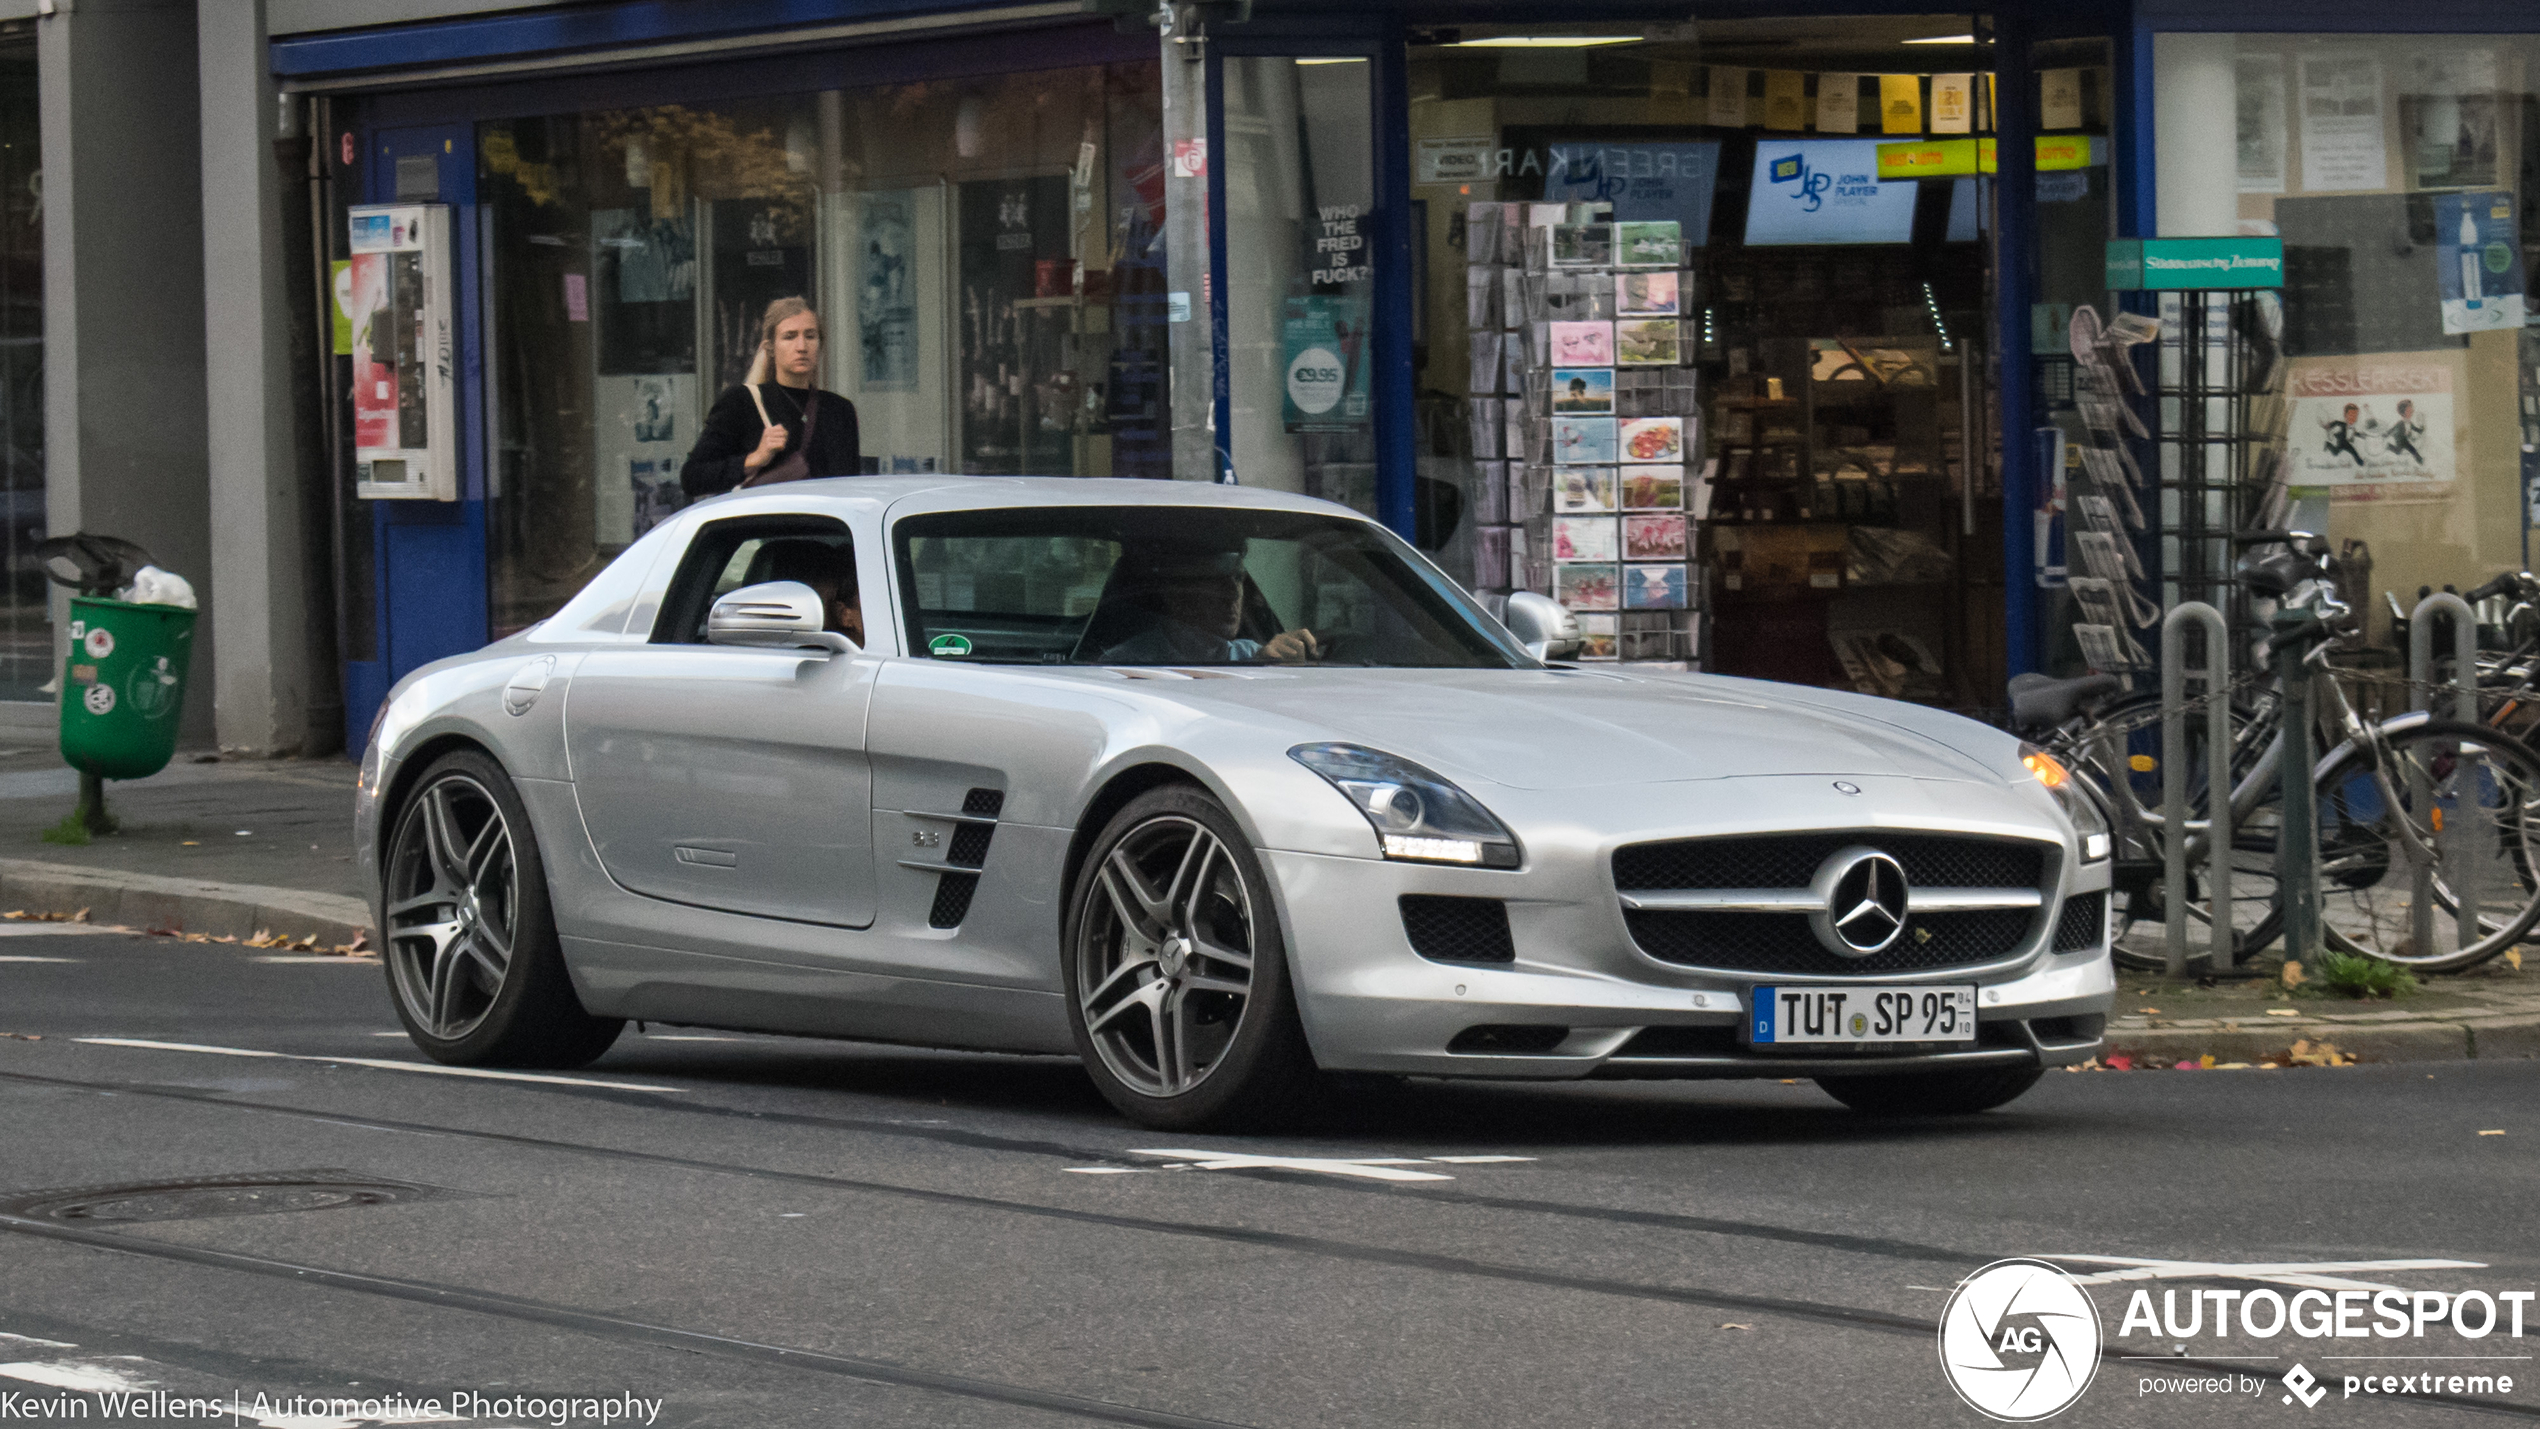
top-left (2053, 892), bottom-right (2106, 952)
top-left (1399, 896), bottom-right (1516, 964)
top-left (1614, 831), bottom-right (2055, 976)
top-left (1625, 908), bottom-right (2038, 974)
top-left (1614, 832), bottom-right (2048, 892)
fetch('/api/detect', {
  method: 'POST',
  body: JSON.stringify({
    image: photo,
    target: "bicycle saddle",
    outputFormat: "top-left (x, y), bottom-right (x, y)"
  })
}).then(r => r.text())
top-left (2236, 548), bottom-right (2312, 596)
top-left (2007, 672), bottom-right (2124, 734)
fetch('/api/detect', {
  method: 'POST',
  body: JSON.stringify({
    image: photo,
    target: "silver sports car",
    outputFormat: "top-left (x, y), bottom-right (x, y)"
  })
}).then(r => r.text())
top-left (357, 477), bottom-right (2113, 1129)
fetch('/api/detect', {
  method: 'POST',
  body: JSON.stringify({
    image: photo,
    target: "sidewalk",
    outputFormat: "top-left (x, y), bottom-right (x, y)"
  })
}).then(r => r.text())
top-left (0, 721), bottom-right (366, 945)
top-left (2101, 957), bottom-right (2540, 1067)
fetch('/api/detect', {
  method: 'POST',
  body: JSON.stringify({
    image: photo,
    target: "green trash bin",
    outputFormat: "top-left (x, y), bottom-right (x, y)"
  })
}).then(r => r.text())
top-left (60, 595), bottom-right (197, 782)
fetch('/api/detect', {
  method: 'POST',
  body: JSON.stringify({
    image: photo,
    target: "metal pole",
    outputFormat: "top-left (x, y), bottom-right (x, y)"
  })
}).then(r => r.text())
top-left (2410, 592), bottom-right (2481, 956)
top-left (2274, 607), bottom-right (2321, 968)
top-left (2162, 602), bottom-right (2232, 975)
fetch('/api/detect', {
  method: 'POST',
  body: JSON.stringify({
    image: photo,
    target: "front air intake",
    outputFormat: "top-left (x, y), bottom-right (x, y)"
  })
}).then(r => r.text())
top-left (1399, 896), bottom-right (1515, 964)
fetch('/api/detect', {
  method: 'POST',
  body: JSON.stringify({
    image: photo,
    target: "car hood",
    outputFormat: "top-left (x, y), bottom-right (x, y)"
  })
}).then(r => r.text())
top-left (1093, 666), bottom-right (2010, 791)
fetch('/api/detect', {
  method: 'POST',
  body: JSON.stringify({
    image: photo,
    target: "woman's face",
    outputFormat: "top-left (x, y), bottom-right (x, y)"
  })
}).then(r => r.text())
top-left (771, 314), bottom-right (822, 382)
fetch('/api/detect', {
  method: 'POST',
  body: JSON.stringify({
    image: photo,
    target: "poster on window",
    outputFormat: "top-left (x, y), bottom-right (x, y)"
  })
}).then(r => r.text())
top-left (593, 373), bottom-right (694, 546)
top-left (2285, 363), bottom-right (2453, 492)
top-left (2236, 55), bottom-right (2287, 194)
top-left (1281, 295), bottom-right (1371, 434)
top-left (2434, 190), bottom-right (2526, 335)
top-left (1541, 143), bottom-right (1721, 246)
top-left (2299, 57), bottom-right (2387, 192)
top-left (857, 191), bottom-right (920, 392)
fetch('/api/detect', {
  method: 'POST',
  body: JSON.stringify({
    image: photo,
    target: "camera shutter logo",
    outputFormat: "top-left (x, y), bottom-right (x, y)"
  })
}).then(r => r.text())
top-left (1938, 1258), bottom-right (2101, 1421)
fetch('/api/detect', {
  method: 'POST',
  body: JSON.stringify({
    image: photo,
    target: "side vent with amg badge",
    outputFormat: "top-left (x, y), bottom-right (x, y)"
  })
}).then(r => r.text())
top-left (899, 787), bottom-right (1005, 930)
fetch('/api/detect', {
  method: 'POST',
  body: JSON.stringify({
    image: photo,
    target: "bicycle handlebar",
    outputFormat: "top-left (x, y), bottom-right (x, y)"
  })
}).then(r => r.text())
top-left (2464, 571), bottom-right (2534, 604)
top-left (2231, 529), bottom-right (2318, 548)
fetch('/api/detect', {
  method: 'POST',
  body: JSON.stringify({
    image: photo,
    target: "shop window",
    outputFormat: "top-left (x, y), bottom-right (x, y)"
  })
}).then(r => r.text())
top-left (1405, 19), bottom-right (2006, 704)
top-left (0, 37), bottom-right (47, 702)
top-left (477, 61), bottom-right (1164, 637)
top-left (2155, 35), bottom-right (2540, 659)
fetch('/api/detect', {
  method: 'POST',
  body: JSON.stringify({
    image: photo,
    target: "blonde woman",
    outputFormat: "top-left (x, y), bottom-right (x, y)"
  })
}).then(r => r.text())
top-left (681, 297), bottom-right (863, 497)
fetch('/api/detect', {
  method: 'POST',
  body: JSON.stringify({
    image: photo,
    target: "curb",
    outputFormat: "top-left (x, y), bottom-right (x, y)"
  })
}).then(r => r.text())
top-left (0, 857), bottom-right (371, 947)
top-left (2107, 1015), bottom-right (2540, 1066)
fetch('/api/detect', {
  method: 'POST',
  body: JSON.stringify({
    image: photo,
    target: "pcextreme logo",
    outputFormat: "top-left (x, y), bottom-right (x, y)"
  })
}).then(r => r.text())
top-left (1939, 1259), bottom-right (2103, 1421)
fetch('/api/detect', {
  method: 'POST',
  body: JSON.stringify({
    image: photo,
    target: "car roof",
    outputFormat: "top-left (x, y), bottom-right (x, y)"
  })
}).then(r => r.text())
top-left (681, 475), bottom-right (1371, 523)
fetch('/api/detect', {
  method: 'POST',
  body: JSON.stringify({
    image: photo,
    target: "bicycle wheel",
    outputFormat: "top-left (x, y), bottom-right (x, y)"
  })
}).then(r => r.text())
top-left (2081, 694), bottom-right (2287, 971)
top-left (2311, 719), bottom-right (2540, 971)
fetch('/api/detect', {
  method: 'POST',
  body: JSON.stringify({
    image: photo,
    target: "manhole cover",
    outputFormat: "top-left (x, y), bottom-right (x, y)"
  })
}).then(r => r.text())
top-left (0, 1169), bottom-right (463, 1226)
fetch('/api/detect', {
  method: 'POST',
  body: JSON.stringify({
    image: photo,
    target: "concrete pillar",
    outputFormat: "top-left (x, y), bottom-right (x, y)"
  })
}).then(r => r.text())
top-left (1159, 1), bottom-right (1214, 481)
top-left (39, 0), bottom-right (212, 742)
top-left (199, 0), bottom-right (328, 754)
top-left (2153, 33), bottom-right (2238, 238)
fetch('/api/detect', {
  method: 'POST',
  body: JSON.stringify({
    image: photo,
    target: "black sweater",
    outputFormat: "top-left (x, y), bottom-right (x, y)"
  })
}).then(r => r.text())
top-left (680, 383), bottom-right (863, 499)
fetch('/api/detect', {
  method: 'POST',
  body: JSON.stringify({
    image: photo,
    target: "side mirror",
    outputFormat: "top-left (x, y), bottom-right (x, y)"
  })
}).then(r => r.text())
top-left (707, 581), bottom-right (857, 655)
top-left (1502, 590), bottom-right (1580, 661)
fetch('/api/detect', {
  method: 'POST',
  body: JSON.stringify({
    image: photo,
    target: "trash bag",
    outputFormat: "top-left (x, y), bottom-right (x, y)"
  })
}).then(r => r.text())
top-left (112, 566), bottom-right (197, 610)
top-left (34, 534), bottom-right (154, 597)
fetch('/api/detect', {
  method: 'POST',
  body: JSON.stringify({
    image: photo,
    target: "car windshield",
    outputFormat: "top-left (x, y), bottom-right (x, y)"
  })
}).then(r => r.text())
top-left (894, 506), bottom-right (1531, 669)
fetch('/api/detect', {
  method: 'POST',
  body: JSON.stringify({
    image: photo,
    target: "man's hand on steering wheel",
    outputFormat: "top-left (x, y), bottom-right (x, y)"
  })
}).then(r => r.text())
top-left (1259, 627), bottom-right (1321, 662)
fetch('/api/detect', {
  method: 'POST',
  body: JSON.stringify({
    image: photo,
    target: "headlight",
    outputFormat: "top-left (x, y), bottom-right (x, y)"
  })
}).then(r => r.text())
top-left (1289, 743), bottom-right (1522, 868)
top-left (2021, 743), bottom-right (2110, 862)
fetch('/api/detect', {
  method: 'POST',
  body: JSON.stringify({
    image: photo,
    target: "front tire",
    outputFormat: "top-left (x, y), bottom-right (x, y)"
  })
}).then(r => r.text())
top-left (1063, 785), bottom-right (1318, 1130)
top-left (381, 749), bottom-right (622, 1068)
top-left (1815, 1066), bottom-right (2044, 1115)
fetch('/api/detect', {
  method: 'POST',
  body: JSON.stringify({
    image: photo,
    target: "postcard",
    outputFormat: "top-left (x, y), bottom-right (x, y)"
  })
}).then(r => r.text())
top-left (1619, 416), bottom-right (1684, 464)
top-left (1551, 368), bottom-right (1615, 415)
top-left (1614, 221), bottom-right (1682, 268)
top-left (1574, 612), bottom-right (1618, 659)
top-left (1554, 515), bottom-right (1620, 562)
top-left (1623, 513), bottom-right (1688, 560)
top-left (1616, 271), bottom-right (1680, 316)
top-left (1615, 319), bottom-right (1681, 366)
top-left (1619, 464), bottom-right (1685, 510)
top-left (1623, 563), bottom-right (1689, 609)
top-left (1551, 416), bottom-right (1618, 465)
top-left (1553, 467), bottom-right (1617, 512)
top-left (1548, 321), bottom-right (1614, 367)
top-left (1555, 562), bottom-right (1619, 612)
top-left (1550, 223), bottom-right (1613, 268)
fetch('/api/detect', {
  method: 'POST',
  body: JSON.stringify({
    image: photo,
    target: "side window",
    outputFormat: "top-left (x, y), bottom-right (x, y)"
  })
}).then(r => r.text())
top-left (901, 531), bottom-right (1121, 661)
top-left (652, 515), bottom-right (857, 644)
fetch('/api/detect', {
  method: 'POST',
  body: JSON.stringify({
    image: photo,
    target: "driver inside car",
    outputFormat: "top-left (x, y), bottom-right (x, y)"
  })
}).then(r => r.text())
top-left (759, 540), bottom-right (865, 646)
top-left (1097, 544), bottom-right (1319, 665)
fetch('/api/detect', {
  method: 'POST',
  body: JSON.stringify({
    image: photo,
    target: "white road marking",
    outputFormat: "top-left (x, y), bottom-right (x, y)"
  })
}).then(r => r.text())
top-left (1065, 1167), bottom-right (1150, 1175)
top-left (0, 1359), bottom-right (152, 1392)
top-left (1428, 1155), bottom-right (1536, 1164)
top-left (2047, 1255), bottom-right (2488, 1292)
top-left (72, 1038), bottom-right (682, 1093)
top-left (0, 1334), bottom-right (75, 1350)
top-left (1126, 1149), bottom-right (1455, 1182)
top-left (0, 924), bottom-right (115, 937)
top-left (0, 956), bottom-right (78, 963)
top-left (645, 1034), bottom-right (752, 1042)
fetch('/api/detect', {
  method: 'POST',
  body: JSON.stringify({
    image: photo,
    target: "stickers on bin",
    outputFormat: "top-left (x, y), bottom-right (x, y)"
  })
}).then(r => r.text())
top-left (83, 684), bottom-right (115, 716)
top-left (83, 628), bottom-right (114, 660)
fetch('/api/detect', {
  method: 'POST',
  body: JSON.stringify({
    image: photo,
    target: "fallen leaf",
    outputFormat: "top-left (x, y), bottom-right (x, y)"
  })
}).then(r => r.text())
top-left (2105, 1053), bottom-right (2135, 1071)
top-left (2280, 961), bottom-right (2307, 989)
top-left (2216, 1061), bottom-right (2251, 1069)
top-left (2175, 1060), bottom-right (2198, 1070)
top-left (2265, 1008), bottom-right (2299, 1017)
top-left (1718, 1323), bottom-right (1752, 1331)
top-left (180, 840), bottom-right (200, 847)
top-left (2139, 1007), bottom-right (2161, 1015)
top-left (2510, 950), bottom-right (2525, 972)
top-left (348, 930), bottom-right (372, 953)
top-left (2479, 1130), bottom-right (2506, 1136)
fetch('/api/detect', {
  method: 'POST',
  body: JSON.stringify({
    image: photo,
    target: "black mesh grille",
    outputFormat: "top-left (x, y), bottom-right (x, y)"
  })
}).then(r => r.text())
top-left (2053, 892), bottom-right (2106, 951)
top-left (962, 787), bottom-right (1005, 818)
top-left (1446, 1024), bottom-right (1567, 1053)
top-left (1625, 907), bottom-right (2039, 975)
top-left (948, 822), bottom-right (994, 868)
top-left (1612, 833), bottom-right (2050, 893)
top-left (928, 873), bottom-right (979, 929)
top-left (1611, 1025), bottom-right (1741, 1057)
top-left (1399, 896), bottom-right (1516, 964)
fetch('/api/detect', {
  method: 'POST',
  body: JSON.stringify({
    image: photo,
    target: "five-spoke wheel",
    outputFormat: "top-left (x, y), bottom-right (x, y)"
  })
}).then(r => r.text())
top-left (381, 750), bottom-right (621, 1067)
top-left (1065, 785), bottom-right (1316, 1128)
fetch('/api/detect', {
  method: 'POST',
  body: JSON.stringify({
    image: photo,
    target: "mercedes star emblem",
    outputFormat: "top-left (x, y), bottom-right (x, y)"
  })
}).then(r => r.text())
top-left (1832, 781), bottom-right (1861, 795)
top-left (1808, 846), bottom-right (1911, 957)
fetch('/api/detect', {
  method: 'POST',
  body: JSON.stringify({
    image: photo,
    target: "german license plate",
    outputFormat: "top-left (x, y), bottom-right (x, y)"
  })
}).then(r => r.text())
top-left (1749, 986), bottom-right (1977, 1047)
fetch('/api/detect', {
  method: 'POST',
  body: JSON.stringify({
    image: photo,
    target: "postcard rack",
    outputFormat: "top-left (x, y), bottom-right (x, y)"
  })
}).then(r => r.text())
top-left (1459, 202), bottom-right (1704, 663)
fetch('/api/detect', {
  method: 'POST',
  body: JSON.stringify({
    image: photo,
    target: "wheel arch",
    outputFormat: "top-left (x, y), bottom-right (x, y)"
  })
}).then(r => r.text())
top-left (1058, 761), bottom-right (1211, 939)
top-left (374, 732), bottom-right (503, 875)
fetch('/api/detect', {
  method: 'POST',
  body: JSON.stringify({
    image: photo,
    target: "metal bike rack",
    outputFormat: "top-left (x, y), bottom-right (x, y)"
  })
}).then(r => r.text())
top-left (2160, 602), bottom-right (2235, 978)
top-left (2408, 591), bottom-right (2482, 959)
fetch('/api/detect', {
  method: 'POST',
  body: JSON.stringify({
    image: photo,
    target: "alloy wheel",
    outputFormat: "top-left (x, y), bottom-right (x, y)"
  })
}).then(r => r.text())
top-left (1076, 815), bottom-right (1256, 1098)
top-left (385, 775), bottom-right (519, 1040)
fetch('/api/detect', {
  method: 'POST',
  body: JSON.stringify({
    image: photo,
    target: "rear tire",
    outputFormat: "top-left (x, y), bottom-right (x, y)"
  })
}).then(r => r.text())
top-left (1063, 785), bottom-right (1319, 1131)
top-left (381, 749), bottom-right (622, 1069)
top-left (1814, 1066), bottom-right (2044, 1115)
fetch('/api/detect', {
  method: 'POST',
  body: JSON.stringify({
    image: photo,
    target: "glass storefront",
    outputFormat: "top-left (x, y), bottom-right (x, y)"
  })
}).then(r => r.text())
top-left (1401, 18), bottom-right (2011, 705)
top-left (476, 59), bottom-right (1165, 637)
top-left (0, 34), bottom-right (47, 702)
top-left (2206, 33), bottom-right (2540, 650)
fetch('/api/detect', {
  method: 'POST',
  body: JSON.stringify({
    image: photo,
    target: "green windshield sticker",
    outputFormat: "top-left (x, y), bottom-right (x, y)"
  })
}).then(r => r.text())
top-left (928, 633), bottom-right (974, 656)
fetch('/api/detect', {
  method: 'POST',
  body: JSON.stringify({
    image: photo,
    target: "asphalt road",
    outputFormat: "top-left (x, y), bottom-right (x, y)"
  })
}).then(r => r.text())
top-left (1, 925), bottom-right (2534, 1429)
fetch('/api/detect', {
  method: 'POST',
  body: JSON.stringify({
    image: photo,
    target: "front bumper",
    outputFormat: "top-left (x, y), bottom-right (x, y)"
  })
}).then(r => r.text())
top-left (1263, 846), bottom-right (2115, 1081)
